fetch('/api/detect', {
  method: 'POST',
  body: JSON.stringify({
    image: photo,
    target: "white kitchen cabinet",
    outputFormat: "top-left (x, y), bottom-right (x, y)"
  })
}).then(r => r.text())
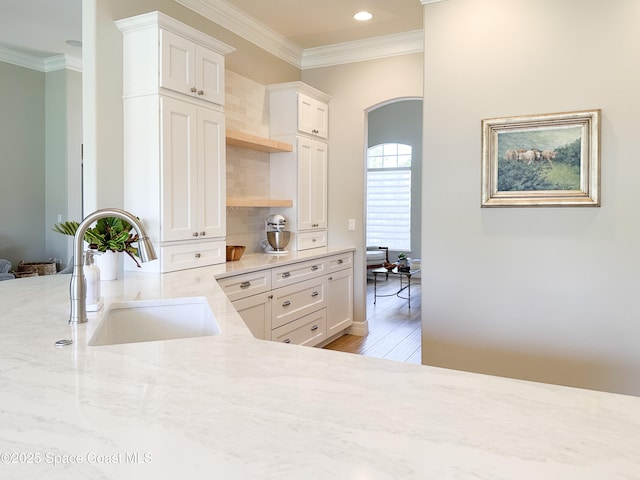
top-left (268, 82), bottom-right (330, 140)
top-left (327, 266), bottom-right (354, 337)
top-left (218, 251), bottom-right (353, 346)
top-left (232, 292), bottom-right (272, 340)
top-left (297, 93), bottom-right (329, 139)
top-left (116, 12), bottom-right (233, 102)
top-left (271, 309), bottom-right (327, 346)
top-left (268, 82), bottom-right (330, 252)
top-left (117, 12), bottom-right (233, 273)
top-left (296, 137), bottom-right (328, 231)
top-left (271, 276), bottom-right (327, 330)
top-left (160, 96), bottom-right (225, 243)
top-left (160, 28), bottom-right (225, 105)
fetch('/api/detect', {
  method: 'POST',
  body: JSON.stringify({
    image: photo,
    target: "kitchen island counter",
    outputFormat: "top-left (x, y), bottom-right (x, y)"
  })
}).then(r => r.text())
top-left (1, 259), bottom-right (639, 479)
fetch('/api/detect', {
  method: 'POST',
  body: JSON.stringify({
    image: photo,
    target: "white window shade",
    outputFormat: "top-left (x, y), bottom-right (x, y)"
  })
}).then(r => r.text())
top-left (366, 168), bottom-right (411, 250)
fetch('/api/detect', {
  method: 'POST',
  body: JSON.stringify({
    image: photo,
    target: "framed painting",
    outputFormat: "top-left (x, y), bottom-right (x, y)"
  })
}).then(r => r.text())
top-left (481, 109), bottom-right (600, 207)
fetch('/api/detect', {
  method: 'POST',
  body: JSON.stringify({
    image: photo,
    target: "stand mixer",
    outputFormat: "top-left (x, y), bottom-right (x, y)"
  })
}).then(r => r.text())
top-left (264, 214), bottom-right (290, 254)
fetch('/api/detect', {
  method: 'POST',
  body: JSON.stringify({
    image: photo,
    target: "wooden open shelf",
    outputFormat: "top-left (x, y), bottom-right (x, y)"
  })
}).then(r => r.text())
top-left (225, 129), bottom-right (293, 153)
top-left (227, 197), bottom-right (293, 208)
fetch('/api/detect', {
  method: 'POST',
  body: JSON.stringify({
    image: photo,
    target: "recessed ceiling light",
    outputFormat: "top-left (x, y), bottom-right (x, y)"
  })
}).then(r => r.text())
top-left (65, 40), bottom-right (82, 48)
top-left (354, 11), bottom-right (373, 21)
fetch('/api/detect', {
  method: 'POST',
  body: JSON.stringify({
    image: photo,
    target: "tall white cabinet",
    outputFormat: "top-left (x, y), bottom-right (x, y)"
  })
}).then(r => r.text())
top-left (268, 82), bottom-right (331, 251)
top-left (116, 12), bottom-right (234, 273)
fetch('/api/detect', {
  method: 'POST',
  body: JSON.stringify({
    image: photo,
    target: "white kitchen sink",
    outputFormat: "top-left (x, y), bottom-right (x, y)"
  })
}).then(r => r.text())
top-left (88, 297), bottom-right (220, 346)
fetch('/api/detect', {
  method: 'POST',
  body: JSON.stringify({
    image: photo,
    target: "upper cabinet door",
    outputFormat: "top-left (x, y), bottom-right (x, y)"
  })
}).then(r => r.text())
top-left (160, 29), bottom-right (225, 106)
top-left (160, 29), bottom-right (196, 96)
top-left (195, 46), bottom-right (225, 105)
top-left (297, 93), bottom-right (328, 139)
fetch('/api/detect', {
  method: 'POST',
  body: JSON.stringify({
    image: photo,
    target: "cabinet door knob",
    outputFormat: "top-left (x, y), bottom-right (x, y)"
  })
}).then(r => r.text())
top-left (240, 281), bottom-right (251, 289)
top-left (195, 253), bottom-right (201, 259)
top-left (311, 291), bottom-right (319, 297)
top-left (282, 272), bottom-right (291, 278)
top-left (284, 339), bottom-right (291, 343)
top-left (190, 87), bottom-right (197, 93)
top-left (310, 324), bottom-right (319, 331)
top-left (197, 90), bottom-right (204, 95)
top-left (282, 300), bottom-right (291, 307)
top-left (328, 276), bottom-right (333, 281)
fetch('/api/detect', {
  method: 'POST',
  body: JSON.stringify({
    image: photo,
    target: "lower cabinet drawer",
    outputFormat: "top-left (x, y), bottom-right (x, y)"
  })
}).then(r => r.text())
top-left (271, 308), bottom-right (327, 347)
top-left (160, 240), bottom-right (225, 273)
top-left (218, 270), bottom-right (271, 301)
top-left (271, 277), bottom-right (327, 329)
top-left (271, 258), bottom-right (326, 289)
top-left (296, 230), bottom-right (327, 251)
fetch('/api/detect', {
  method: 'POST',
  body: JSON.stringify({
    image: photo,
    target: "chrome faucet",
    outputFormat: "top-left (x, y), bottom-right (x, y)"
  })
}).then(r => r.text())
top-left (69, 208), bottom-right (157, 324)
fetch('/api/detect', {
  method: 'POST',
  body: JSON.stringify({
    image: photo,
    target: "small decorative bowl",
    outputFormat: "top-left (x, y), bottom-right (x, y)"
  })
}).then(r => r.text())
top-left (226, 245), bottom-right (246, 261)
top-left (384, 263), bottom-right (397, 271)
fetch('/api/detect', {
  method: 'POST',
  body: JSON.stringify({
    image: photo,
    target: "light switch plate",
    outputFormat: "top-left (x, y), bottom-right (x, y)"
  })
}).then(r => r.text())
top-left (348, 219), bottom-right (356, 231)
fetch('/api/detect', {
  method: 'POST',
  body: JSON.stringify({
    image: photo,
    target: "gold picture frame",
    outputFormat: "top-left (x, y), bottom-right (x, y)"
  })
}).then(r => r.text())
top-left (481, 109), bottom-right (601, 207)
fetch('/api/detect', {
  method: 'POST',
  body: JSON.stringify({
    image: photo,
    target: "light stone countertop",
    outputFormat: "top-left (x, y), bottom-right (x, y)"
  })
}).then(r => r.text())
top-left (1, 246), bottom-right (640, 479)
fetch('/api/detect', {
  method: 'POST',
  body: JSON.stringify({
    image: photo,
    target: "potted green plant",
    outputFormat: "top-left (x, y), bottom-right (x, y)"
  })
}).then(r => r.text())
top-left (52, 217), bottom-right (143, 268)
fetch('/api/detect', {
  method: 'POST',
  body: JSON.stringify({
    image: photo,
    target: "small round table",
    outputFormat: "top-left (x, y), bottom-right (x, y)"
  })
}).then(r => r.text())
top-left (371, 266), bottom-right (421, 308)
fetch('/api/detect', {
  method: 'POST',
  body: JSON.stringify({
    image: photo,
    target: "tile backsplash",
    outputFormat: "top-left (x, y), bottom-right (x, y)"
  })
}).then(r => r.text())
top-left (225, 70), bottom-right (273, 254)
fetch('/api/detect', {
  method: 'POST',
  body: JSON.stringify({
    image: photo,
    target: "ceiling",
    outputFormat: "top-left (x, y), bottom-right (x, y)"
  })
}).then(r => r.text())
top-left (0, 0), bottom-right (424, 70)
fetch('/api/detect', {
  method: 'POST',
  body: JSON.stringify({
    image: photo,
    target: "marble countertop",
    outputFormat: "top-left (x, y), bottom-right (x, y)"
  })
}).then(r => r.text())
top-left (1, 247), bottom-right (640, 479)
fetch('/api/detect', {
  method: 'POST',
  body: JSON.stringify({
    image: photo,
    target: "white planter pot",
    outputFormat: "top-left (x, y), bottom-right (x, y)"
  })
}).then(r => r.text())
top-left (96, 250), bottom-right (119, 281)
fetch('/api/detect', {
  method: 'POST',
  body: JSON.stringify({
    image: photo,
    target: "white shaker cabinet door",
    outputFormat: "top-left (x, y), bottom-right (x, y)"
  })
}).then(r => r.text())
top-left (297, 93), bottom-right (328, 139)
top-left (160, 96), bottom-right (199, 242)
top-left (195, 46), bottom-right (225, 105)
top-left (198, 107), bottom-right (226, 239)
top-left (326, 267), bottom-right (354, 336)
top-left (160, 29), bottom-right (196, 97)
top-left (297, 137), bottom-right (327, 231)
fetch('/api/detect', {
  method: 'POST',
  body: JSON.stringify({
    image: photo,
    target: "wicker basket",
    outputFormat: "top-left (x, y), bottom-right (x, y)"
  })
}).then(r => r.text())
top-left (18, 261), bottom-right (57, 276)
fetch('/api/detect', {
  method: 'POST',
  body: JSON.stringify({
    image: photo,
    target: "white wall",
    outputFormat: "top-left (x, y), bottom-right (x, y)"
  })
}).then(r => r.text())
top-left (303, 54), bottom-right (423, 327)
top-left (422, 0), bottom-right (640, 395)
top-left (0, 62), bottom-right (45, 268)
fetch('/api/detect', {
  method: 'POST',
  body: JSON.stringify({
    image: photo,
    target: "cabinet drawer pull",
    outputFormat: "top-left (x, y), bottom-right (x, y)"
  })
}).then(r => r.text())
top-left (282, 272), bottom-right (291, 278)
top-left (195, 253), bottom-right (201, 259)
top-left (337, 259), bottom-right (343, 264)
top-left (312, 238), bottom-right (317, 242)
top-left (192, 232), bottom-right (199, 237)
top-left (311, 265), bottom-right (319, 271)
top-left (282, 300), bottom-right (291, 307)
top-left (283, 339), bottom-right (291, 344)
top-left (310, 324), bottom-right (319, 331)
top-left (240, 281), bottom-right (251, 289)
top-left (197, 89), bottom-right (204, 95)
top-left (311, 291), bottom-right (319, 297)
top-left (190, 87), bottom-right (197, 93)
top-left (199, 231), bottom-right (206, 236)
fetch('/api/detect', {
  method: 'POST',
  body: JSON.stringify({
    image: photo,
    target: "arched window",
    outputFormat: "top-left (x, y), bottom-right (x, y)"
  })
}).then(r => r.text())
top-left (366, 143), bottom-right (412, 250)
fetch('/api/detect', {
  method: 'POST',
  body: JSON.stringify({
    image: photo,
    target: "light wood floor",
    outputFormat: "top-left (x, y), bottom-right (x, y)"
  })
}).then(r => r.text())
top-left (323, 273), bottom-right (421, 364)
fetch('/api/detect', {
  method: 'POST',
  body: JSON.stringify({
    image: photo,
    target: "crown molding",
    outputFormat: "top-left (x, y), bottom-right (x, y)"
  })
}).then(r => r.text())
top-left (176, 0), bottom-right (426, 70)
top-left (0, 46), bottom-right (47, 71)
top-left (420, 0), bottom-right (447, 4)
top-left (302, 30), bottom-right (424, 70)
top-left (174, 0), bottom-right (303, 67)
top-left (0, 47), bottom-right (82, 73)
